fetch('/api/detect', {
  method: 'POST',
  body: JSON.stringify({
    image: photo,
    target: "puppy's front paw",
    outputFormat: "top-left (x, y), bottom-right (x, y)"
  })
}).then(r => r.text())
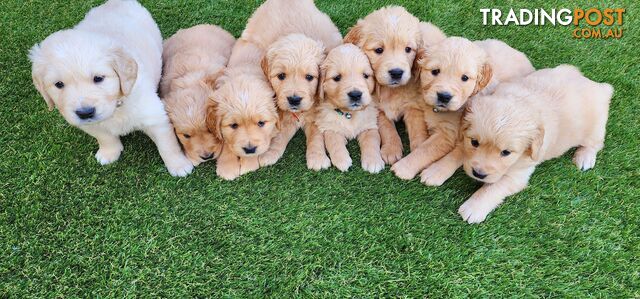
top-left (307, 152), bottom-right (331, 171)
top-left (391, 158), bottom-right (417, 180)
top-left (332, 155), bottom-right (352, 172)
top-left (458, 198), bottom-right (498, 224)
top-left (420, 163), bottom-right (452, 186)
top-left (216, 162), bottom-right (240, 180)
top-left (380, 142), bottom-right (403, 165)
top-left (361, 154), bottom-right (385, 174)
top-left (573, 147), bottom-right (597, 171)
top-left (95, 145), bottom-right (123, 165)
top-left (166, 155), bottom-right (194, 177)
top-left (258, 150), bottom-right (282, 167)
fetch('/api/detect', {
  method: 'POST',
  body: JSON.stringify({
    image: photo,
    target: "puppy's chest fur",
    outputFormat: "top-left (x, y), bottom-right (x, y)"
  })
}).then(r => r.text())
top-left (315, 103), bottom-right (378, 140)
top-left (377, 82), bottom-right (421, 121)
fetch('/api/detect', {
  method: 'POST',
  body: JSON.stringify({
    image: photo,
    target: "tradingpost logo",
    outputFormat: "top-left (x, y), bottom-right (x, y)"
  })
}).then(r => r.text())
top-left (481, 8), bottom-right (625, 39)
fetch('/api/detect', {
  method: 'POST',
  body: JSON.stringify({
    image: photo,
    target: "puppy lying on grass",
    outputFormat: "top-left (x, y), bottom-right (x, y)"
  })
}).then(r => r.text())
top-left (391, 37), bottom-right (535, 181)
top-left (29, 0), bottom-right (193, 177)
top-left (207, 40), bottom-right (279, 180)
top-left (259, 34), bottom-right (332, 170)
top-left (344, 6), bottom-right (446, 164)
top-left (314, 44), bottom-right (384, 173)
top-left (160, 24), bottom-right (235, 166)
top-left (457, 65), bottom-right (613, 223)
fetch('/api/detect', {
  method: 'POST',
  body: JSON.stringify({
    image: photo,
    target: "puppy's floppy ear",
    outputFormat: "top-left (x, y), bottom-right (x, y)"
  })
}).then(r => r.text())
top-left (29, 44), bottom-right (55, 111)
top-left (112, 48), bottom-right (138, 96)
top-left (205, 98), bottom-right (223, 140)
top-left (260, 54), bottom-right (270, 78)
top-left (317, 64), bottom-right (327, 102)
top-left (344, 22), bottom-right (363, 46)
top-left (528, 126), bottom-right (545, 161)
top-left (412, 48), bottom-right (427, 80)
top-left (201, 69), bottom-right (225, 90)
top-left (471, 63), bottom-right (492, 96)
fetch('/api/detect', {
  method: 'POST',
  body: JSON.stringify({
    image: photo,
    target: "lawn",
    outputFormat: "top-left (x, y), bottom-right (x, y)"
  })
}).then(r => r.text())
top-left (1, 0), bottom-right (639, 297)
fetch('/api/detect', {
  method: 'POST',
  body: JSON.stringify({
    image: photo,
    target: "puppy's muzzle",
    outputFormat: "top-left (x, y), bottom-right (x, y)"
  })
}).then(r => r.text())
top-left (200, 152), bottom-right (215, 161)
top-left (287, 95), bottom-right (302, 108)
top-left (388, 68), bottom-right (404, 81)
top-left (472, 168), bottom-right (488, 180)
top-left (75, 106), bottom-right (96, 120)
top-left (243, 145), bottom-right (257, 154)
top-left (348, 90), bottom-right (363, 104)
top-left (436, 92), bottom-right (453, 105)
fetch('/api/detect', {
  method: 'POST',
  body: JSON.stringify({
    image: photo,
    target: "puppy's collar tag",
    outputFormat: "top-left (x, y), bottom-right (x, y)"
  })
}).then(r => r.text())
top-left (291, 112), bottom-right (301, 122)
top-left (116, 100), bottom-right (123, 108)
top-left (335, 108), bottom-right (352, 120)
top-left (433, 107), bottom-right (440, 113)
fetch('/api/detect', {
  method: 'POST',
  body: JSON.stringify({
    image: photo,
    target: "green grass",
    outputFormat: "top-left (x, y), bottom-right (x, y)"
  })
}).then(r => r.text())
top-left (1, 0), bottom-right (639, 297)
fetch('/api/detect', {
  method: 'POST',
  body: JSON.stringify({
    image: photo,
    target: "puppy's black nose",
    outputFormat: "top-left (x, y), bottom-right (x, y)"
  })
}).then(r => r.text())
top-left (436, 92), bottom-right (453, 104)
top-left (201, 153), bottom-right (214, 160)
top-left (243, 146), bottom-right (257, 154)
top-left (287, 95), bottom-right (302, 106)
top-left (472, 168), bottom-right (487, 180)
top-left (75, 107), bottom-right (96, 120)
top-left (348, 90), bottom-right (363, 102)
top-left (389, 68), bottom-right (404, 80)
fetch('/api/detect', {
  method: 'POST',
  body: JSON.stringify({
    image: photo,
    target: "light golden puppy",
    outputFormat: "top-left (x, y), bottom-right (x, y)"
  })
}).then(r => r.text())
top-left (237, 0), bottom-right (342, 169)
top-left (345, 6), bottom-right (446, 164)
top-left (457, 65), bottom-right (613, 223)
top-left (207, 40), bottom-right (279, 180)
top-left (391, 37), bottom-right (535, 181)
top-left (314, 44), bottom-right (384, 173)
top-left (160, 24), bottom-right (235, 166)
top-left (259, 34), bottom-right (331, 170)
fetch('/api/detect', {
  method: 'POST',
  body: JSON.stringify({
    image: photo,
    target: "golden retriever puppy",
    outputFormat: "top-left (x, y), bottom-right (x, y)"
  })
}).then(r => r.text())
top-left (345, 6), bottom-right (446, 164)
top-left (29, 0), bottom-right (193, 177)
top-left (259, 34), bottom-right (331, 170)
top-left (237, 0), bottom-right (342, 169)
top-left (160, 24), bottom-right (235, 166)
top-left (457, 65), bottom-right (613, 223)
top-left (207, 40), bottom-right (279, 180)
top-left (391, 37), bottom-right (535, 181)
top-left (314, 44), bottom-right (384, 173)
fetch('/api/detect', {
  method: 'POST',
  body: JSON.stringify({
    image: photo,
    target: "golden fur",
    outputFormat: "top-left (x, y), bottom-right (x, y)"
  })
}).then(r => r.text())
top-left (314, 44), bottom-right (384, 173)
top-left (207, 40), bottom-right (279, 180)
top-left (260, 34), bottom-right (332, 170)
top-left (391, 37), bottom-right (535, 181)
top-left (160, 24), bottom-right (234, 166)
top-left (456, 65), bottom-right (613, 223)
top-left (344, 6), bottom-right (446, 164)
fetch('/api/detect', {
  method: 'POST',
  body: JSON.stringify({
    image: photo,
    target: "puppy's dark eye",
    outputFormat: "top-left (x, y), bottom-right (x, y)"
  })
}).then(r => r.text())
top-left (257, 121), bottom-right (266, 127)
top-left (94, 76), bottom-right (105, 83)
top-left (431, 69), bottom-right (440, 76)
top-left (55, 81), bottom-right (64, 89)
top-left (471, 139), bottom-right (479, 148)
top-left (230, 123), bottom-right (239, 129)
top-left (333, 75), bottom-right (341, 82)
top-left (305, 74), bottom-right (314, 82)
top-left (461, 75), bottom-right (469, 82)
top-left (374, 48), bottom-right (384, 54)
top-left (277, 73), bottom-right (286, 81)
top-left (183, 134), bottom-right (191, 139)
top-left (405, 47), bottom-right (412, 53)
top-left (501, 150), bottom-right (511, 157)
top-left (363, 73), bottom-right (369, 79)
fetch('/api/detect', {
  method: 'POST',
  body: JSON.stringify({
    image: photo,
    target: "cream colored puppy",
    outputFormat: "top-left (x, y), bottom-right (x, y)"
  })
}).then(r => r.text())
top-left (457, 65), bottom-right (613, 223)
top-left (237, 0), bottom-right (342, 169)
top-left (207, 40), bottom-right (279, 180)
top-left (160, 24), bottom-right (235, 166)
top-left (345, 6), bottom-right (446, 164)
top-left (391, 37), bottom-right (535, 181)
top-left (259, 34), bottom-right (331, 170)
top-left (29, 0), bottom-right (193, 177)
top-left (314, 44), bottom-right (384, 173)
